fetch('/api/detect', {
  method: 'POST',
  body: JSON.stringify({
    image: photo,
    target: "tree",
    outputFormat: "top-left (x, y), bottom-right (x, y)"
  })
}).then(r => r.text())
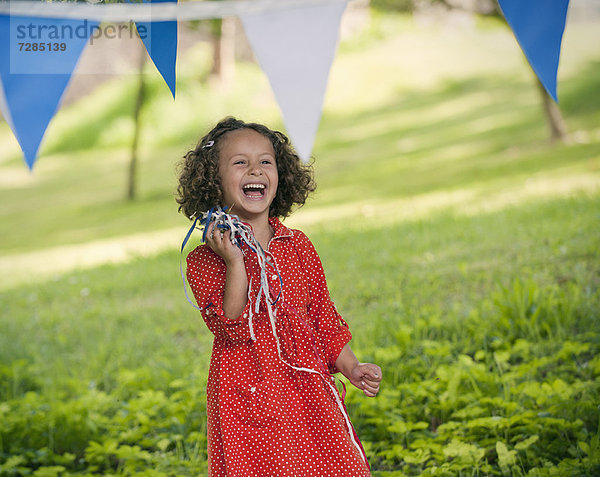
top-left (421, 0), bottom-right (568, 142)
top-left (128, 42), bottom-right (146, 201)
top-left (208, 17), bottom-right (236, 85)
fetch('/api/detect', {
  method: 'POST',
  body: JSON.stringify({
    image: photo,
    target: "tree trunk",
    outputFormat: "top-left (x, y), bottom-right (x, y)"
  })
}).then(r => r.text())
top-left (210, 17), bottom-right (236, 85)
top-left (127, 45), bottom-right (146, 201)
top-left (535, 75), bottom-right (568, 143)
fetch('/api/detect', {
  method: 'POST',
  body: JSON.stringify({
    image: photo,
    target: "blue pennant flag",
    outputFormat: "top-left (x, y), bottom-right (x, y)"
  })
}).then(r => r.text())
top-left (498, 0), bottom-right (570, 102)
top-left (127, 0), bottom-right (178, 98)
top-left (0, 14), bottom-right (99, 169)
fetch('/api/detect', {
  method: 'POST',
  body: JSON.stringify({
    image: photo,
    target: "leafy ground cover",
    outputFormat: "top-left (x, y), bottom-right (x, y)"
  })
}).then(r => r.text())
top-left (1, 193), bottom-right (598, 476)
top-left (0, 12), bottom-right (599, 477)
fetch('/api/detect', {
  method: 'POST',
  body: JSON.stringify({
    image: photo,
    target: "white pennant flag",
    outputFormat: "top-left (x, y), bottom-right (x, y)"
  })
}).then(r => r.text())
top-left (241, 0), bottom-right (347, 161)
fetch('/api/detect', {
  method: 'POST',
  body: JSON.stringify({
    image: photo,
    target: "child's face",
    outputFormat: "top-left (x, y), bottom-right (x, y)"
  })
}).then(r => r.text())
top-left (218, 128), bottom-right (278, 223)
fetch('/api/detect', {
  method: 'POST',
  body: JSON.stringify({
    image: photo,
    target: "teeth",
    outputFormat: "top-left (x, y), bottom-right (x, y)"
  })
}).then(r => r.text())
top-left (243, 183), bottom-right (265, 190)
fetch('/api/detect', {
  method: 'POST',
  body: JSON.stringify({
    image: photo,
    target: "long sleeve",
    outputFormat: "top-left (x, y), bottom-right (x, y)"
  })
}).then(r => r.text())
top-left (292, 230), bottom-right (352, 374)
top-left (186, 245), bottom-right (252, 345)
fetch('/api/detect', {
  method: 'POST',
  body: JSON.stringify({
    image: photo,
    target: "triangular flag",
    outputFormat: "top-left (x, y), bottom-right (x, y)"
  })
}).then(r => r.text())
top-left (241, 1), bottom-right (348, 161)
top-left (128, 0), bottom-right (178, 98)
top-left (0, 14), bottom-right (98, 169)
top-left (0, 75), bottom-right (14, 131)
top-left (499, 0), bottom-right (570, 102)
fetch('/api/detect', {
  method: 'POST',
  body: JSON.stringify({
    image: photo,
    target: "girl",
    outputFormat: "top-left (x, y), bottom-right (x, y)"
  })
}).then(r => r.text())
top-left (177, 117), bottom-right (381, 477)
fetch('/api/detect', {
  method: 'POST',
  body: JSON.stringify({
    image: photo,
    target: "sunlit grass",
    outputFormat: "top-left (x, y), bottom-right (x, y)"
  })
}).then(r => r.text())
top-left (1, 191), bottom-right (597, 394)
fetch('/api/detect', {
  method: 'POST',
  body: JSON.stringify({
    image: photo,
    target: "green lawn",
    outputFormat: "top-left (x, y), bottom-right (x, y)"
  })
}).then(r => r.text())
top-left (0, 12), bottom-right (599, 476)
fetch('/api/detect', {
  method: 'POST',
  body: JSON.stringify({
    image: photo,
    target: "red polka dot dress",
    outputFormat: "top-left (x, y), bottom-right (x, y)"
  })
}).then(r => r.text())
top-left (186, 217), bottom-right (372, 477)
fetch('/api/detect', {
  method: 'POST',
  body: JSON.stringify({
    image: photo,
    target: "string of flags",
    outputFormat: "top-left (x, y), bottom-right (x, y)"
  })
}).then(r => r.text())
top-left (0, 0), bottom-right (571, 170)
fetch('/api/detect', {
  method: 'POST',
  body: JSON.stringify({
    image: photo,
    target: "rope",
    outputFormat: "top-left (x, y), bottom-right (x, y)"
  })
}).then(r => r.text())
top-left (0, 0), bottom-right (346, 22)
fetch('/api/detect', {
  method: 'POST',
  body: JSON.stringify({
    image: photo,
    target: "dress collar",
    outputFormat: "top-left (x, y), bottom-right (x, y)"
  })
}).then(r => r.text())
top-left (269, 216), bottom-right (293, 240)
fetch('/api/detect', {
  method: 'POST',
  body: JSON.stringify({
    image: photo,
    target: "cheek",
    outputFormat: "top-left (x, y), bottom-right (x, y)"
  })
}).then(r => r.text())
top-left (218, 179), bottom-right (234, 202)
top-left (271, 179), bottom-right (279, 198)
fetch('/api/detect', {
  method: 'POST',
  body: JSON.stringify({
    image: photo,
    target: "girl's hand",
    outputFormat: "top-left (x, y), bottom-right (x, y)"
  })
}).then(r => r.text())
top-left (205, 221), bottom-right (243, 265)
top-left (348, 363), bottom-right (382, 397)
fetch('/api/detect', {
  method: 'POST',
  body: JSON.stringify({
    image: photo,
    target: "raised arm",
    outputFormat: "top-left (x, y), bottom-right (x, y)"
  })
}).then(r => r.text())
top-left (205, 221), bottom-right (248, 319)
top-left (186, 225), bottom-right (253, 345)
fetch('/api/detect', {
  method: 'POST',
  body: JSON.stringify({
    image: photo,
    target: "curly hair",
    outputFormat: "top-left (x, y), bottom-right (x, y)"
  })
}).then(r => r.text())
top-left (176, 117), bottom-right (316, 220)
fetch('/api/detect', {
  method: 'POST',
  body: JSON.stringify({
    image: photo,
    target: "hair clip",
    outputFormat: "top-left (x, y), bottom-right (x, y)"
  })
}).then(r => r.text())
top-left (202, 140), bottom-right (214, 149)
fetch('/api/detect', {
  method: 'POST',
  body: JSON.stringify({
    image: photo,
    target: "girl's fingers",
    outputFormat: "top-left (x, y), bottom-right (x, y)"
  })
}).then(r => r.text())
top-left (361, 380), bottom-right (379, 393)
top-left (207, 227), bottom-right (243, 264)
top-left (206, 222), bottom-right (228, 256)
top-left (368, 366), bottom-right (381, 381)
top-left (363, 386), bottom-right (378, 397)
top-left (358, 364), bottom-right (382, 382)
top-left (356, 363), bottom-right (382, 397)
top-left (206, 221), bottom-right (219, 243)
top-left (207, 223), bottom-right (227, 246)
top-left (369, 365), bottom-right (382, 380)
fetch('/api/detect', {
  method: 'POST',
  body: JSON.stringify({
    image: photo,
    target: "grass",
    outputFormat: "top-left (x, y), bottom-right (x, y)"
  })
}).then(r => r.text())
top-left (0, 11), bottom-right (599, 476)
top-left (2, 193), bottom-right (597, 393)
top-left (1, 192), bottom-right (598, 475)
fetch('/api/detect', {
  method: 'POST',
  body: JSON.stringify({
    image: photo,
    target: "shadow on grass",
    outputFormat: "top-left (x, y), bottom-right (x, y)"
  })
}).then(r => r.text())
top-left (42, 72), bottom-right (178, 156)
top-left (1, 59), bottom-right (597, 255)
top-left (43, 79), bottom-right (138, 155)
top-left (560, 60), bottom-right (600, 116)
top-left (315, 70), bottom-right (598, 204)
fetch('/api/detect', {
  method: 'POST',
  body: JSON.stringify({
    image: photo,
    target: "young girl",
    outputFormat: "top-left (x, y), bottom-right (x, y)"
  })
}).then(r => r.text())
top-left (177, 117), bottom-right (381, 477)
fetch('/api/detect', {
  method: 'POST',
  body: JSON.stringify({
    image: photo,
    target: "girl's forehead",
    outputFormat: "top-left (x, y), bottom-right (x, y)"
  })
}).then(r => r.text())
top-left (219, 128), bottom-right (275, 156)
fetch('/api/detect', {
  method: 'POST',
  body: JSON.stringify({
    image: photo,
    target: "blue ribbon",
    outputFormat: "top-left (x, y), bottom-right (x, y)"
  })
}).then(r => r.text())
top-left (179, 214), bottom-right (201, 310)
top-left (179, 206), bottom-right (230, 310)
top-left (179, 206), bottom-right (283, 311)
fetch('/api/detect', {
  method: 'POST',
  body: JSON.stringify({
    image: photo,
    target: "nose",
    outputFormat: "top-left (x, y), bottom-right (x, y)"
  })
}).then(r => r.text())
top-left (248, 163), bottom-right (263, 176)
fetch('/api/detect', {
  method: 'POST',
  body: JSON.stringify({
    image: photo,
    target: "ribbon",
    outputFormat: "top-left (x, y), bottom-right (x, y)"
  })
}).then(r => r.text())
top-left (179, 213), bottom-right (201, 311)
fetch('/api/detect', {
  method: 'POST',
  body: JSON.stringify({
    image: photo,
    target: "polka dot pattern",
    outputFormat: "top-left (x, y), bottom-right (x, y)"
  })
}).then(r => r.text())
top-left (186, 217), bottom-right (371, 477)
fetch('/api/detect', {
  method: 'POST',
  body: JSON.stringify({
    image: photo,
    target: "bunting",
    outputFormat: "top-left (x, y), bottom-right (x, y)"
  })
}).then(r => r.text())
top-left (127, 0), bottom-right (178, 98)
top-left (499, 0), bottom-right (570, 102)
top-left (241, 0), bottom-right (347, 161)
top-left (0, 14), bottom-right (98, 169)
top-left (0, 0), bottom-right (576, 169)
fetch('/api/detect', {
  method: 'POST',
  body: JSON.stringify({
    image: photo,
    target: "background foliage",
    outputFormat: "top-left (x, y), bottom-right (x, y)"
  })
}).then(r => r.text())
top-left (0, 10), bottom-right (599, 476)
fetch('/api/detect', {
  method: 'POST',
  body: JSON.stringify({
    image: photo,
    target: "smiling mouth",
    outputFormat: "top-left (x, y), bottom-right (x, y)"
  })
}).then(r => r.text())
top-left (242, 183), bottom-right (266, 198)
